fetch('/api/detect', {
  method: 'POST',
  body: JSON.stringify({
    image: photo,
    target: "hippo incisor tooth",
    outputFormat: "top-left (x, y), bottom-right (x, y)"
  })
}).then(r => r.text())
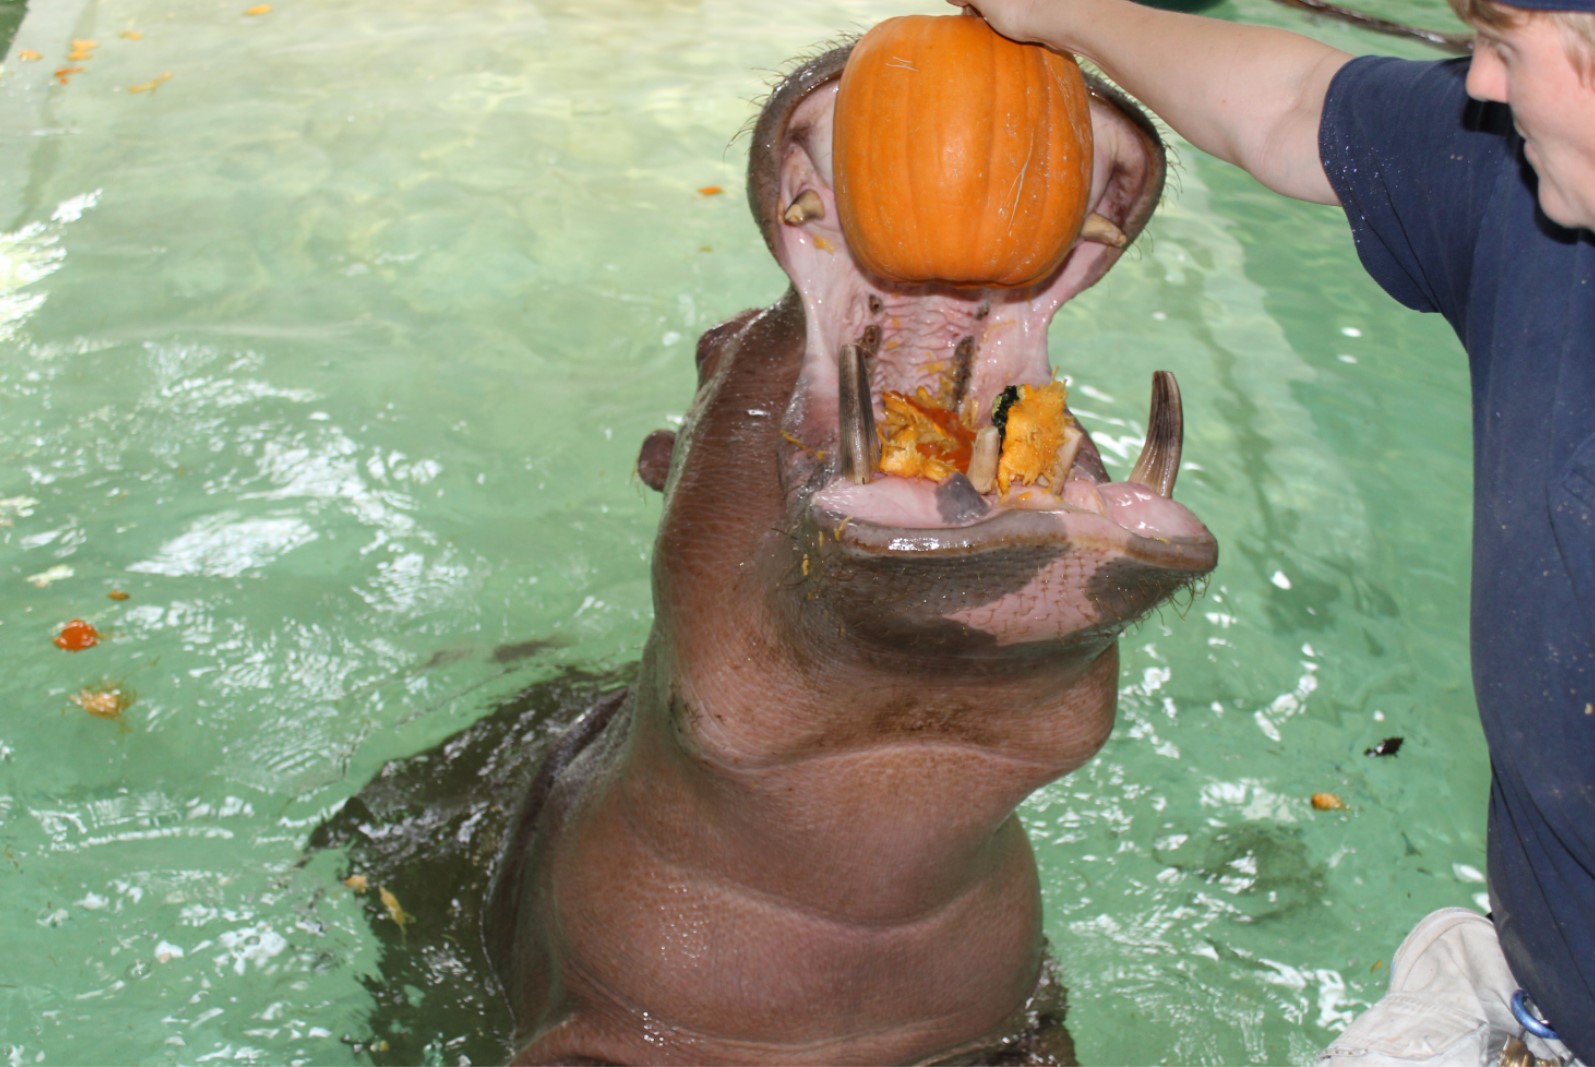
top-left (1081, 212), bottom-right (1128, 249)
top-left (968, 425), bottom-right (1000, 495)
top-left (783, 189), bottom-right (825, 226)
top-left (1128, 370), bottom-right (1184, 497)
top-left (838, 343), bottom-right (877, 485)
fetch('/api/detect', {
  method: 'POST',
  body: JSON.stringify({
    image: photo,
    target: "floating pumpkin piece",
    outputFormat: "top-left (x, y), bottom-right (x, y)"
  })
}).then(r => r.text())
top-left (107, 589), bottom-right (130, 601)
top-left (832, 14), bottom-right (1094, 288)
top-left (697, 185), bottom-right (723, 196)
top-left (344, 873), bottom-right (369, 894)
top-left (53, 618), bottom-right (100, 651)
top-left (68, 683), bottom-right (134, 722)
top-left (19, 50), bottom-right (44, 62)
top-left (244, 4), bottom-right (272, 14)
top-left (129, 71), bottom-right (173, 94)
top-left (877, 387), bottom-right (975, 483)
top-left (995, 381), bottom-right (1079, 496)
top-left (378, 886), bottom-right (412, 933)
top-left (120, 30), bottom-right (144, 41)
top-left (54, 66), bottom-right (85, 85)
top-left (1311, 792), bottom-right (1347, 811)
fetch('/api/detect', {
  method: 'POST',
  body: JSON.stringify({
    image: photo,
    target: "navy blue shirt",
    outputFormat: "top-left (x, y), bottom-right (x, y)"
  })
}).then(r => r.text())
top-left (1321, 56), bottom-right (1595, 1057)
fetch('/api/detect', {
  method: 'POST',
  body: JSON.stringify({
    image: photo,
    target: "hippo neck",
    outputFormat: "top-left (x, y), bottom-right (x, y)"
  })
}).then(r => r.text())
top-left (619, 633), bottom-right (1119, 923)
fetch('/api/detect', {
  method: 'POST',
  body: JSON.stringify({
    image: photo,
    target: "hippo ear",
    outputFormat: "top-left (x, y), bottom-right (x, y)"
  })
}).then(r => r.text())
top-left (637, 429), bottom-right (676, 493)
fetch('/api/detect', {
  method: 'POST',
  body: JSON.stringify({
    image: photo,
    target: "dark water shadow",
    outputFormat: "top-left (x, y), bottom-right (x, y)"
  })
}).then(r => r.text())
top-left (1, 1), bottom-right (28, 57)
top-left (303, 664), bottom-right (634, 1065)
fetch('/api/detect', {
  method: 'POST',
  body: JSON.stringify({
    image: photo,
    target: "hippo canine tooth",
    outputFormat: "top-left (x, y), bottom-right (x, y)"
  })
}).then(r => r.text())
top-left (1081, 212), bottom-right (1128, 249)
top-left (1128, 370), bottom-right (1184, 497)
top-left (783, 189), bottom-right (825, 226)
top-left (838, 343), bottom-right (877, 485)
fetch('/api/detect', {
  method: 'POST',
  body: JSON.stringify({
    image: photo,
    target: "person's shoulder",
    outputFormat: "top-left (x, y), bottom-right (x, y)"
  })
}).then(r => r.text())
top-left (1324, 54), bottom-right (1511, 167)
top-left (1327, 54), bottom-right (1472, 113)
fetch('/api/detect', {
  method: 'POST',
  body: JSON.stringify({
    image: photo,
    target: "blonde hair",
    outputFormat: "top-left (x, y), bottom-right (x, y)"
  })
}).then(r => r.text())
top-left (1448, 0), bottom-right (1595, 75)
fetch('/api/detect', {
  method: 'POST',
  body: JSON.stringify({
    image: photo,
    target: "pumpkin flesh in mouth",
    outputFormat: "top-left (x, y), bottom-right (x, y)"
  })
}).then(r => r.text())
top-left (832, 14), bottom-right (1095, 289)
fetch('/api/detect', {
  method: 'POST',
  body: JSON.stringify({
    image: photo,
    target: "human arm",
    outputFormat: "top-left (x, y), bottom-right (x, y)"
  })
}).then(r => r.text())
top-left (946, 0), bottom-right (1352, 204)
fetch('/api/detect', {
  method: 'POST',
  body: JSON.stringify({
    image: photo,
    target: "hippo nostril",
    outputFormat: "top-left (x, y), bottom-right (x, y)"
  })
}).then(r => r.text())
top-left (1128, 370), bottom-right (1184, 497)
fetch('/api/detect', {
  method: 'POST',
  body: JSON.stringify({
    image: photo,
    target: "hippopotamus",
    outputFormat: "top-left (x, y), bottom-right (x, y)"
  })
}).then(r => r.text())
top-left (477, 36), bottom-right (1219, 1067)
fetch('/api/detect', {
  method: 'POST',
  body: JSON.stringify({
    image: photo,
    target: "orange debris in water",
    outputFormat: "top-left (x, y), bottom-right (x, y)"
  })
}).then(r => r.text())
top-left (697, 185), bottom-right (724, 196)
top-left (345, 874), bottom-right (369, 894)
top-left (18, 50), bottom-right (44, 62)
top-left (379, 887), bottom-right (412, 933)
top-left (68, 683), bottom-right (134, 723)
top-left (120, 30), bottom-right (144, 40)
top-left (877, 387), bottom-right (975, 484)
top-left (53, 619), bottom-right (100, 651)
top-left (129, 71), bottom-right (173, 94)
top-left (54, 66), bottom-right (85, 85)
top-left (244, 4), bottom-right (273, 14)
top-left (107, 590), bottom-right (130, 601)
top-left (1311, 792), bottom-right (1347, 811)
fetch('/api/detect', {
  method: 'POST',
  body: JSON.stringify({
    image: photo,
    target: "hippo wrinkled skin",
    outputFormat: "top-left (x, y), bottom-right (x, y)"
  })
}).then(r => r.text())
top-left (483, 39), bottom-right (1218, 1066)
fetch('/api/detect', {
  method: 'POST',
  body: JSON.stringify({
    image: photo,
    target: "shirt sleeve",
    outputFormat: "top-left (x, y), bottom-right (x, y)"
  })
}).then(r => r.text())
top-left (1319, 56), bottom-right (1509, 323)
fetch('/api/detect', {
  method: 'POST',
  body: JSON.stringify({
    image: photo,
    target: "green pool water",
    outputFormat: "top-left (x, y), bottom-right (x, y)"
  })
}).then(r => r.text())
top-left (0, 0), bottom-right (1484, 1062)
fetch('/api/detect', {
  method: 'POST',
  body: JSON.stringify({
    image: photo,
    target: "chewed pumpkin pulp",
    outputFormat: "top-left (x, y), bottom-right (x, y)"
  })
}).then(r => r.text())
top-left (832, 15), bottom-right (1094, 288)
top-left (878, 380), bottom-right (1080, 497)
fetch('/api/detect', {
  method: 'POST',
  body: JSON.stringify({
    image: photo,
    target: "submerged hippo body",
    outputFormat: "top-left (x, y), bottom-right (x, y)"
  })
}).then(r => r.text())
top-left (485, 42), bottom-right (1217, 1065)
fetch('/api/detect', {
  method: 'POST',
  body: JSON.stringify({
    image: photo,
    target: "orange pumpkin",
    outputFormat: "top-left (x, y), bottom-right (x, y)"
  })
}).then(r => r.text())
top-left (832, 15), bottom-right (1094, 288)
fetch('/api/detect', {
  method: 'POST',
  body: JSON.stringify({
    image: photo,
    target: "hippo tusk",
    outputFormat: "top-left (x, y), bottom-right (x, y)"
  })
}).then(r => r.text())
top-left (783, 190), bottom-right (826, 226)
top-left (1128, 370), bottom-right (1184, 497)
top-left (1080, 213), bottom-right (1128, 249)
top-left (838, 343), bottom-right (877, 484)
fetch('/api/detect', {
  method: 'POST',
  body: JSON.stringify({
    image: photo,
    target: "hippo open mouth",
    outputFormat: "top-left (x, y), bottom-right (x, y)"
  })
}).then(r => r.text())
top-left (747, 46), bottom-right (1219, 657)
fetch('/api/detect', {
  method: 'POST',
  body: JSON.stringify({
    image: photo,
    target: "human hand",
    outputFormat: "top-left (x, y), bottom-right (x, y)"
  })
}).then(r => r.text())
top-left (943, 0), bottom-right (1049, 45)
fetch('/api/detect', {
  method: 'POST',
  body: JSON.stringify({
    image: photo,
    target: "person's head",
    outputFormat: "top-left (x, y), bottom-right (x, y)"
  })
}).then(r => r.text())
top-left (1451, 0), bottom-right (1595, 230)
top-left (1449, 0), bottom-right (1595, 72)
